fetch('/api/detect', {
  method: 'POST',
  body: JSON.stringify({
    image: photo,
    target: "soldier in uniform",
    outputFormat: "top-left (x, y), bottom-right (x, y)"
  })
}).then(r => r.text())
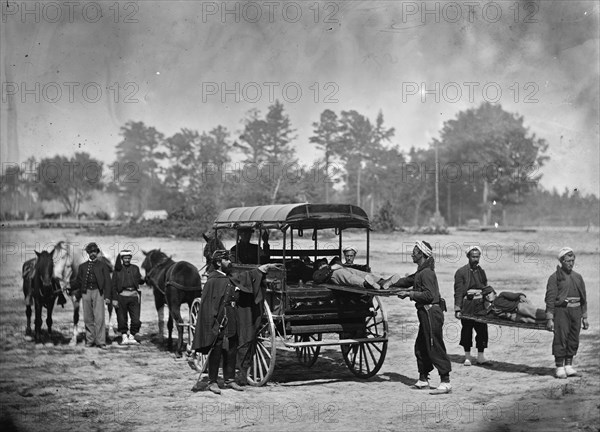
top-left (342, 246), bottom-right (371, 272)
top-left (392, 241), bottom-right (452, 394)
top-left (454, 245), bottom-right (490, 366)
top-left (192, 250), bottom-right (278, 394)
top-left (545, 247), bottom-right (589, 379)
top-left (109, 249), bottom-right (145, 345)
top-left (71, 242), bottom-right (112, 348)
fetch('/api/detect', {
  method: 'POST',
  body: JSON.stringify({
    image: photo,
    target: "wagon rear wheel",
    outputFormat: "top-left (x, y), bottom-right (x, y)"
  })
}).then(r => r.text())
top-left (245, 300), bottom-right (276, 386)
top-left (188, 297), bottom-right (208, 373)
top-left (341, 296), bottom-right (388, 378)
top-left (295, 334), bottom-right (321, 367)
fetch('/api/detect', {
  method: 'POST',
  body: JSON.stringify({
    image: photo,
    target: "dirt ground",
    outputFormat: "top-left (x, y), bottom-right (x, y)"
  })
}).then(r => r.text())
top-left (1, 227), bottom-right (598, 432)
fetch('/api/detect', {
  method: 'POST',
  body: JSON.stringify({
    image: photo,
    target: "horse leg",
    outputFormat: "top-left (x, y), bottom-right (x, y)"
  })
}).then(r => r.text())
top-left (156, 305), bottom-right (165, 343)
top-left (23, 278), bottom-right (33, 337)
top-left (167, 311), bottom-right (174, 351)
top-left (108, 303), bottom-right (118, 338)
top-left (46, 300), bottom-right (55, 344)
top-left (70, 295), bottom-right (81, 345)
top-left (25, 301), bottom-right (32, 337)
top-left (106, 302), bottom-right (115, 339)
top-left (170, 305), bottom-right (185, 357)
top-left (34, 299), bottom-right (43, 343)
top-left (24, 285), bottom-right (33, 337)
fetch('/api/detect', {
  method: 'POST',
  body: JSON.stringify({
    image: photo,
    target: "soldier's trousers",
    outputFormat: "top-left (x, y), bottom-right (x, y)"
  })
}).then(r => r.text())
top-left (460, 319), bottom-right (488, 351)
top-left (552, 307), bottom-right (582, 358)
top-left (208, 335), bottom-right (238, 383)
top-left (415, 306), bottom-right (452, 377)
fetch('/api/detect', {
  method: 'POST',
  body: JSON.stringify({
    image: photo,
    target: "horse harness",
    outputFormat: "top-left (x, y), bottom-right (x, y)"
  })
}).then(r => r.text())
top-left (145, 256), bottom-right (202, 296)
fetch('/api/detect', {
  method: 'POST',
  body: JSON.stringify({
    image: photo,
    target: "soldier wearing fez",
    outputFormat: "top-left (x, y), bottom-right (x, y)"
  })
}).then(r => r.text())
top-left (392, 241), bottom-right (452, 394)
top-left (454, 245), bottom-right (491, 366)
top-left (545, 247), bottom-right (588, 379)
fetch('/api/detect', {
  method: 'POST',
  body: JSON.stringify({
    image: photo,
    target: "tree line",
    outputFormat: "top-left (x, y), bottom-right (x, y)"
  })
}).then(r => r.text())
top-left (1, 101), bottom-right (598, 228)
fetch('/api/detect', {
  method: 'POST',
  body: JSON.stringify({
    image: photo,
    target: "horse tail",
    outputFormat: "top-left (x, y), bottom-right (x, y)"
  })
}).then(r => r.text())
top-left (22, 258), bottom-right (36, 280)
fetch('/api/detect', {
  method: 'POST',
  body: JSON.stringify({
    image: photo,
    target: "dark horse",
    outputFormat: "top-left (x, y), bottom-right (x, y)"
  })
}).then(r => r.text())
top-left (202, 231), bottom-right (225, 274)
top-left (141, 249), bottom-right (203, 356)
top-left (22, 250), bottom-right (62, 343)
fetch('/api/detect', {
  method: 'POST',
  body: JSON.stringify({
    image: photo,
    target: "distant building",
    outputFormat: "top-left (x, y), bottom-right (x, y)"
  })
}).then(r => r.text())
top-left (137, 210), bottom-right (168, 222)
top-left (40, 190), bottom-right (119, 218)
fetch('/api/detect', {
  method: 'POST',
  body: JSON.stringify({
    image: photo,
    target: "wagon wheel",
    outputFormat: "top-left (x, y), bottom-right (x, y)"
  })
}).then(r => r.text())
top-left (295, 334), bottom-right (321, 367)
top-left (341, 296), bottom-right (388, 378)
top-left (187, 297), bottom-right (208, 373)
top-left (245, 300), bottom-right (276, 386)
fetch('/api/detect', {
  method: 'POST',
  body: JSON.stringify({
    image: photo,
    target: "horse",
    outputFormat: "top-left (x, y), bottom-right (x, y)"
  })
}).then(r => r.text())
top-left (141, 249), bottom-right (203, 356)
top-left (202, 231), bottom-right (225, 274)
top-left (22, 250), bottom-right (62, 343)
top-left (50, 241), bottom-right (114, 345)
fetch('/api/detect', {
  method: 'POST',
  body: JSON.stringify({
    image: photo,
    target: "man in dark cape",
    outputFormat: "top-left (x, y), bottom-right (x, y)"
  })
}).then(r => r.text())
top-left (191, 250), bottom-right (277, 393)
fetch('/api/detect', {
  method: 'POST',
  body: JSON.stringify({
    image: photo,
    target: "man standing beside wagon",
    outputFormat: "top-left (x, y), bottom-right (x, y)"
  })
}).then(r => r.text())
top-left (392, 241), bottom-right (452, 394)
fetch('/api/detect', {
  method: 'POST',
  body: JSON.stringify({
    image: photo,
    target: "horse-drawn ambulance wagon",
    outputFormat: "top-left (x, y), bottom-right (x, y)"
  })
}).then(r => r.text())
top-left (190, 203), bottom-right (400, 386)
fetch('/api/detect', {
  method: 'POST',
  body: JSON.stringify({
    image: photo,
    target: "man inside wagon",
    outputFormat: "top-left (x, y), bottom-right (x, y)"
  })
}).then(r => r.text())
top-left (230, 228), bottom-right (270, 264)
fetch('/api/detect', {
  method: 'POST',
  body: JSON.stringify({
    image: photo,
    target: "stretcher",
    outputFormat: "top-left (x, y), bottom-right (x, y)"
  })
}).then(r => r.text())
top-left (460, 313), bottom-right (550, 331)
top-left (318, 283), bottom-right (407, 297)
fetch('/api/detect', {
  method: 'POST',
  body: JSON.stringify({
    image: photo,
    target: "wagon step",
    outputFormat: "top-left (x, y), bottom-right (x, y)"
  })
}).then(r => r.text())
top-left (283, 337), bottom-right (388, 348)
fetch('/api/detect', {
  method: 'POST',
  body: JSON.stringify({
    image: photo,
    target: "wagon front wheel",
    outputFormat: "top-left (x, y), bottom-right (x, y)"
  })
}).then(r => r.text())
top-left (341, 296), bottom-right (388, 378)
top-left (245, 300), bottom-right (276, 386)
top-left (295, 334), bottom-right (321, 367)
top-left (188, 297), bottom-right (208, 373)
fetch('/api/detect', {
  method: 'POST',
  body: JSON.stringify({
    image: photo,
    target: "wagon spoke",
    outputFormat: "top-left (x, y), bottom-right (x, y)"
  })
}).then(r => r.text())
top-left (253, 350), bottom-right (258, 380)
top-left (294, 334), bottom-right (321, 367)
top-left (341, 297), bottom-right (388, 378)
top-left (246, 300), bottom-right (276, 387)
top-left (359, 344), bottom-right (365, 373)
top-left (362, 345), bottom-right (371, 373)
top-left (256, 342), bottom-right (268, 366)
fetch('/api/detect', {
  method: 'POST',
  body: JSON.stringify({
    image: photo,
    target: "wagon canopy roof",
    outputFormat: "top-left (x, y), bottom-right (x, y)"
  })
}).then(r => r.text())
top-left (213, 203), bottom-right (370, 230)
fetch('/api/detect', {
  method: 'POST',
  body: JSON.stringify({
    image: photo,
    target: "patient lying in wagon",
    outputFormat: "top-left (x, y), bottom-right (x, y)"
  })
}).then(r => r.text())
top-left (469, 286), bottom-right (546, 323)
top-left (311, 258), bottom-right (401, 290)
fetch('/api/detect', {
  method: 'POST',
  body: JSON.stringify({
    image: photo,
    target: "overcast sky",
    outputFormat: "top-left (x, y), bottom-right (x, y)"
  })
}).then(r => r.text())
top-left (1, 1), bottom-right (599, 195)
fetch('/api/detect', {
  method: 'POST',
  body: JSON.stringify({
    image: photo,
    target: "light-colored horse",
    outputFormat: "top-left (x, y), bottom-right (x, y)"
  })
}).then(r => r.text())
top-left (51, 241), bottom-right (114, 344)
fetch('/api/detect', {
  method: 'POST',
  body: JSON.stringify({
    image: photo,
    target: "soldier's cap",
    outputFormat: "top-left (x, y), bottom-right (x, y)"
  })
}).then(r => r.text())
top-left (343, 246), bottom-right (358, 255)
top-left (558, 247), bottom-right (574, 260)
top-left (466, 245), bottom-right (482, 257)
top-left (85, 242), bottom-right (100, 253)
top-left (481, 286), bottom-right (496, 297)
top-left (212, 249), bottom-right (230, 262)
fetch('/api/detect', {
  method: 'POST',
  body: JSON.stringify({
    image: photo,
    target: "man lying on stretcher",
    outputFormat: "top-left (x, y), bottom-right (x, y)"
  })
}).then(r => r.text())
top-left (312, 258), bottom-right (402, 290)
top-left (471, 286), bottom-right (546, 324)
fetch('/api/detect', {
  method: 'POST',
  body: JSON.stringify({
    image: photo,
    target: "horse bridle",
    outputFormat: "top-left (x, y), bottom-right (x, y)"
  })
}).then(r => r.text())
top-left (144, 254), bottom-right (172, 297)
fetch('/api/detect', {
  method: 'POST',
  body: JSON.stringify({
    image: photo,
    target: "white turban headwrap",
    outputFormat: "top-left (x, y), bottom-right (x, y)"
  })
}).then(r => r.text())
top-left (466, 245), bottom-right (482, 257)
top-left (558, 247), bottom-right (574, 260)
top-left (343, 246), bottom-right (358, 254)
top-left (119, 249), bottom-right (133, 257)
top-left (415, 241), bottom-right (433, 257)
